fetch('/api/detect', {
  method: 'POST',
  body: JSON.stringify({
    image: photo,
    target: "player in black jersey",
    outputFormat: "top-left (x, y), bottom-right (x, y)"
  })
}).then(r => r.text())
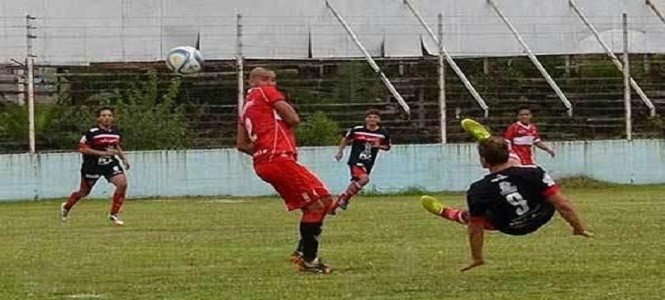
top-left (60, 107), bottom-right (131, 225)
top-left (421, 137), bottom-right (591, 271)
top-left (330, 109), bottom-right (391, 214)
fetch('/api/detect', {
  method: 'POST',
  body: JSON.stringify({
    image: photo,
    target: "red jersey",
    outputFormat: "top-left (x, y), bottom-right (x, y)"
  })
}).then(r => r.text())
top-left (241, 85), bottom-right (297, 164)
top-left (504, 122), bottom-right (541, 165)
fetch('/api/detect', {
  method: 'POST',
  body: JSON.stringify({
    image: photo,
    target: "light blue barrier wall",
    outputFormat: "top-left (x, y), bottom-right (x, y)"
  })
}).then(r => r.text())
top-left (1, 139), bottom-right (664, 201)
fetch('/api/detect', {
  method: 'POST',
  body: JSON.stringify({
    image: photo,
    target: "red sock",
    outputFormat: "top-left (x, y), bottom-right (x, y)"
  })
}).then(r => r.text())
top-left (338, 181), bottom-right (362, 203)
top-left (65, 192), bottom-right (84, 210)
top-left (441, 208), bottom-right (469, 225)
top-left (110, 191), bottom-right (125, 214)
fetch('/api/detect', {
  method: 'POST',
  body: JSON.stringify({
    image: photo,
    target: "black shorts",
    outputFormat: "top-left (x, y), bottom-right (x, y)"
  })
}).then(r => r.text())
top-left (81, 159), bottom-right (124, 183)
top-left (488, 204), bottom-right (556, 236)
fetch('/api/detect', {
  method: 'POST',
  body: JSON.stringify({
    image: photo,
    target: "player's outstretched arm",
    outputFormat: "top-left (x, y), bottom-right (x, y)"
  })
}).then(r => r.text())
top-left (461, 219), bottom-right (486, 272)
top-left (115, 145), bottom-right (131, 170)
top-left (236, 122), bottom-right (254, 156)
top-left (273, 101), bottom-right (300, 128)
top-left (546, 192), bottom-right (592, 237)
top-left (535, 141), bottom-right (555, 157)
top-left (335, 137), bottom-right (348, 161)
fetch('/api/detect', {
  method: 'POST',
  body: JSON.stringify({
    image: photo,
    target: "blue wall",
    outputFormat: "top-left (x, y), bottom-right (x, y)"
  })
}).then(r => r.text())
top-left (1, 139), bottom-right (664, 201)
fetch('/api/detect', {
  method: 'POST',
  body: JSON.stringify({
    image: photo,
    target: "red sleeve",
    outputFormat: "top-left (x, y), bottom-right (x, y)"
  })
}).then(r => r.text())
top-left (504, 124), bottom-right (516, 142)
top-left (259, 86), bottom-right (286, 106)
top-left (533, 124), bottom-right (541, 142)
top-left (542, 184), bottom-right (560, 197)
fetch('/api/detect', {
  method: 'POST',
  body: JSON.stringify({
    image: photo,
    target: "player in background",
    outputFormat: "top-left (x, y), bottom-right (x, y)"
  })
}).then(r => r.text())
top-left (331, 109), bottom-right (391, 213)
top-left (60, 107), bottom-right (130, 226)
top-left (421, 137), bottom-right (591, 272)
top-left (504, 107), bottom-right (555, 165)
top-left (237, 67), bottom-right (334, 274)
top-left (462, 118), bottom-right (521, 166)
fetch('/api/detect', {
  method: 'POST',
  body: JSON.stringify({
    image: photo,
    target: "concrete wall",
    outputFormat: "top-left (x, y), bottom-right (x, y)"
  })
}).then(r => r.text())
top-left (1, 139), bottom-right (664, 201)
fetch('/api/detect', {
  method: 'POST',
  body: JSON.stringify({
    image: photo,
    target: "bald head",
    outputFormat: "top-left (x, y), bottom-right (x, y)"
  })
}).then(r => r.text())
top-left (249, 67), bottom-right (276, 87)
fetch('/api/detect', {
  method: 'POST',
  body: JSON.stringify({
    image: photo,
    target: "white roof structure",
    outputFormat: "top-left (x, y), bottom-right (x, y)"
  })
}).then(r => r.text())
top-left (1, 0), bottom-right (665, 65)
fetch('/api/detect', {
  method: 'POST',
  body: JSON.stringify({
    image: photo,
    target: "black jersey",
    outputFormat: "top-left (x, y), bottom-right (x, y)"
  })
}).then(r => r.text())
top-left (345, 125), bottom-right (391, 168)
top-left (79, 126), bottom-right (122, 167)
top-left (466, 166), bottom-right (559, 236)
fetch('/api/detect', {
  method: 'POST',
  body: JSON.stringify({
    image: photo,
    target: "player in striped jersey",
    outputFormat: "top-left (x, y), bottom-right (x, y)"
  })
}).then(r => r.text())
top-left (504, 107), bottom-right (555, 165)
top-left (331, 109), bottom-right (391, 213)
top-left (60, 106), bottom-right (130, 225)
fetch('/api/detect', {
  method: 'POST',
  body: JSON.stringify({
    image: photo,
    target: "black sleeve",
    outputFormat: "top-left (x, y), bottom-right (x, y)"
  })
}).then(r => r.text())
top-left (382, 129), bottom-right (391, 146)
top-left (80, 129), bottom-right (93, 146)
top-left (466, 182), bottom-right (490, 217)
top-left (532, 167), bottom-right (558, 195)
top-left (345, 127), bottom-right (355, 139)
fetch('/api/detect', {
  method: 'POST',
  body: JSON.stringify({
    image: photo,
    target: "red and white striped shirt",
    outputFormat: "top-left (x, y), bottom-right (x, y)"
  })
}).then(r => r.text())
top-left (504, 122), bottom-right (541, 165)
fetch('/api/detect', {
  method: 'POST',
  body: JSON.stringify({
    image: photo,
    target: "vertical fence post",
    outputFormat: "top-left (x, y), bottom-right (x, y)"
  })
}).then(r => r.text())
top-left (569, 0), bottom-right (655, 116)
top-left (26, 15), bottom-right (37, 154)
top-left (236, 13), bottom-right (244, 116)
top-left (623, 13), bottom-right (632, 141)
top-left (403, 0), bottom-right (488, 118)
top-left (437, 14), bottom-right (446, 144)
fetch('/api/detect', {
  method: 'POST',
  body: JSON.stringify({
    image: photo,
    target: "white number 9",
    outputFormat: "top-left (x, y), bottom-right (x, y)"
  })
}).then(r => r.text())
top-left (505, 192), bottom-right (529, 215)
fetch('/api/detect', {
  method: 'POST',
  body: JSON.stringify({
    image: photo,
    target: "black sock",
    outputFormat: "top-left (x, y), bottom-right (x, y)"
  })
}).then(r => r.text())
top-left (299, 222), bottom-right (323, 262)
top-left (295, 239), bottom-right (303, 253)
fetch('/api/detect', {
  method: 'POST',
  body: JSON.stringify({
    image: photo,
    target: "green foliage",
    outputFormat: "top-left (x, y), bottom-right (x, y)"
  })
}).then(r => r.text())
top-left (110, 71), bottom-right (188, 150)
top-left (296, 111), bottom-right (342, 146)
top-left (0, 104), bottom-right (75, 151)
top-left (0, 70), bottom-right (188, 153)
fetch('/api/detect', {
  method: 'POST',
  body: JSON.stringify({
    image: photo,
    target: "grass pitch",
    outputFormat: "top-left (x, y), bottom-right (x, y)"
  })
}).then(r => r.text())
top-left (0, 185), bottom-right (663, 299)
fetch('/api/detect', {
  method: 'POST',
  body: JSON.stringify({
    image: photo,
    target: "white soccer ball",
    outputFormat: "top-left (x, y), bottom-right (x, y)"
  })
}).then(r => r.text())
top-left (166, 46), bottom-right (203, 74)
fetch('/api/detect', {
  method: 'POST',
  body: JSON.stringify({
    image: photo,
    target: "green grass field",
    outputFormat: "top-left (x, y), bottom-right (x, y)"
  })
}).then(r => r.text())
top-left (1, 185), bottom-right (663, 299)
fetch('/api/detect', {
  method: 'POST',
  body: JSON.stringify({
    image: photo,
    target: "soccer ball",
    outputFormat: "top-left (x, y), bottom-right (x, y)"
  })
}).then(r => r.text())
top-left (165, 46), bottom-right (203, 74)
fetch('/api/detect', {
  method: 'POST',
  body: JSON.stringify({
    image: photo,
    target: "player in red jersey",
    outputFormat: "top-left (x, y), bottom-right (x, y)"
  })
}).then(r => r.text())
top-left (237, 67), bottom-right (334, 274)
top-left (503, 107), bottom-right (555, 165)
top-left (60, 106), bottom-right (130, 225)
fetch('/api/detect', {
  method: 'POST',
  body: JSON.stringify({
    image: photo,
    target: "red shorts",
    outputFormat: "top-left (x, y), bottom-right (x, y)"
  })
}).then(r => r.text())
top-left (350, 165), bottom-right (370, 180)
top-left (254, 159), bottom-right (331, 211)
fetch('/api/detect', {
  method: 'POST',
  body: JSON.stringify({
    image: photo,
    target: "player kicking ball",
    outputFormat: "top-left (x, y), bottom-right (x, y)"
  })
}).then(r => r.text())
top-left (421, 119), bottom-right (592, 272)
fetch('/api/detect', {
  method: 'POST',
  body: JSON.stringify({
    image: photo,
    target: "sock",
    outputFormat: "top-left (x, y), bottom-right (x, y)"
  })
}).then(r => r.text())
top-left (110, 191), bottom-right (125, 215)
top-left (441, 208), bottom-right (469, 225)
top-left (295, 239), bottom-right (303, 253)
top-left (338, 181), bottom-right (362, 203)
top-left (65, 192), bottom-right (84, 210)
top-left (299, 222), bottom-right (322, 262)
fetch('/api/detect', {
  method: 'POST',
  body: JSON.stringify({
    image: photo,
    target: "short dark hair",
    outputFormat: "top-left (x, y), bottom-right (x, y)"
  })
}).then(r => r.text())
top-left (97, 106), bottom-right (114, 117)
top-left (365, 109), bottom-right (381, 117)
top-left (517, 106), bottom-right (531, 114)
top-left (478, 136), bottom-right (510, 166)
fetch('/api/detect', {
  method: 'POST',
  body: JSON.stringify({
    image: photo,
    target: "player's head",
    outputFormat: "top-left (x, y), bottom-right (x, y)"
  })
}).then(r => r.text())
top-left (365, 109), bottom-right (381, 127)
top-left (517, 106), bottom-right (532, 124)
top-left (478, 136), bottom-right (510, 168)
top-left (249, 67), bottom-right (276, 87)
top-left (97, 106), bottom-right (114, 127)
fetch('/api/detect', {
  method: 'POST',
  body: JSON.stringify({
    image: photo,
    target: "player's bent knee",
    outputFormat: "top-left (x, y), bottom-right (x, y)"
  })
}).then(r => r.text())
top-left (301, 200), bottom-right (328, 223)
